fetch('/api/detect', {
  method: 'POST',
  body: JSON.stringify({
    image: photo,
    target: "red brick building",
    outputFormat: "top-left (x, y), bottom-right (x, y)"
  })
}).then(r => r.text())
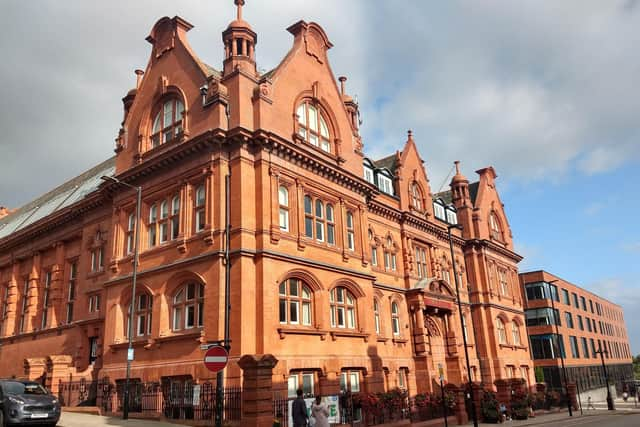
top-left (520, 270), bottom-right (633, 392)
top-left (0, 0), bottom-right (533, 412)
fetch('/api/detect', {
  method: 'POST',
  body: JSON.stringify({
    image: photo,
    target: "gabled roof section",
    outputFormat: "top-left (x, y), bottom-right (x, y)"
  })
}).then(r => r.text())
top-left (0, 157), bottom-right (115, 240)
top-left (434, 181), bottom-right (479, 205)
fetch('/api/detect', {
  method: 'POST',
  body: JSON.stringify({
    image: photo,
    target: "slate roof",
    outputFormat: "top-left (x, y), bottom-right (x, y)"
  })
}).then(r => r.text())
top-left (373, 154), bottom-right (397, 173)
top-left (433, 181), bottom-right (479, 205)
top-left (0, 157), bottom-right (116, 240)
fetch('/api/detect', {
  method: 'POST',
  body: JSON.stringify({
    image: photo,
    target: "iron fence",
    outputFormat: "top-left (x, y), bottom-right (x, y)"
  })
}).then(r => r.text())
top-left (91, 379), bottom-right (241, 421)
top-left (58, 378), bottom-right (99, 407)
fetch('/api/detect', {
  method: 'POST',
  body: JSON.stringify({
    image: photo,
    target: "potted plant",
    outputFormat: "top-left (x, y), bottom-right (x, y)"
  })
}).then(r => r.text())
top-left (481, 391), bottom-right (500, 423)
top-left (510, 389), bottom-right (533, 420)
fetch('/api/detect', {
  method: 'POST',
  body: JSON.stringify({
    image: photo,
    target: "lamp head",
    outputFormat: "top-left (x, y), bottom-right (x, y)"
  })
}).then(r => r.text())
top-left (448, 224), bottom-right (463, 231)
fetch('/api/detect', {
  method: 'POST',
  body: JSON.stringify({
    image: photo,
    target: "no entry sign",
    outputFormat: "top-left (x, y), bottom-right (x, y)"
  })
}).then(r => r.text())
top-left (204, 346), bottom-right (229, 373)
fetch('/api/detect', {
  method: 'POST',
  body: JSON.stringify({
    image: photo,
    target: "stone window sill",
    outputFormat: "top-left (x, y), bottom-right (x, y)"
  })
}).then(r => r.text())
top-left (277, 327), bottom-right (328, 340)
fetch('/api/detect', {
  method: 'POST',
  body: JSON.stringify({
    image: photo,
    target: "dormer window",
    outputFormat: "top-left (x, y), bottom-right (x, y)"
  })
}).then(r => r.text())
top-left (151, 98), bottom-right (184, 148)
top-left (445, 206), bottom-right (457, 224)
top-left (363, 166), bottom-right (374, 184)
top-left (378, 174), bottom-right (394, 195)
top-left (433, 200), bottom-right (446, 221)
top-left (296, 101), bottom-right (331, 153)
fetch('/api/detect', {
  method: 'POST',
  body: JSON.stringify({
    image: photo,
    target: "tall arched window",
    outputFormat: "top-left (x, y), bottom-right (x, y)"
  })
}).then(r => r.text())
top-left (304, 195), bottom-right (335, 245)
top-left (159, 200), bottom-right (169, 243)
top-left (496, 318), bottom-right (507, 344)
top-left (296, 101), bottom-right (331, 153)
top-left (148, 203), bottom-right (158, 248)
top-left (278, 186), bottom-right (289, 232)
top-left (489, 212), bottom-right (502, 241)
top-left (172, 282), bottom-right (204, 331)
top-left (410, 182), bottom-right (423, 211)
top-left (511, 321), bottom-right (521, 346)
top-left (279, 278), bottom-right (312, 326)
top-left (346, 211), bottom-right (355, 251)
top-left (374, 299), bottom-right (380, 334)
top-left (126, 293), bottom-right (153, 338)
top-left (195, 184), bottom-right (206, 232)
top-left (151, 98), bottom-right (184, 148)
top-left (330, 287), bottom-right (356, 329)
top-left (391, 302), bottom-right (400, 336)
top-left (170, 195), bottom-right (180, 240)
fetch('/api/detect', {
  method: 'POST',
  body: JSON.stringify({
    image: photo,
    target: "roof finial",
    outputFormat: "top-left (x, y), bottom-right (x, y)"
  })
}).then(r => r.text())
top-left (407, 129), bottom-right (413, 141)
top-left (235, 0), bottom-right (245, 21)
top-left (454, 160), bottom-right (461, 174)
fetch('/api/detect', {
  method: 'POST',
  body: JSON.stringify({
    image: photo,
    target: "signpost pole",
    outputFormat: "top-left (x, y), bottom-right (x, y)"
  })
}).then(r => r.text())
top-left (438, 365), bottom-right (448, 427)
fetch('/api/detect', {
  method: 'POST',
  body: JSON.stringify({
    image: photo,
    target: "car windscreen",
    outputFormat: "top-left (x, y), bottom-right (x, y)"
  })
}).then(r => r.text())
top-left (2, 381), bottom-right (48, 395)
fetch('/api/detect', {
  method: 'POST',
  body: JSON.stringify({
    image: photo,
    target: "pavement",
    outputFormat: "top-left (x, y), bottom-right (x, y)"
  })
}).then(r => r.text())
top-left (58, 398), bottom-right (640, 427)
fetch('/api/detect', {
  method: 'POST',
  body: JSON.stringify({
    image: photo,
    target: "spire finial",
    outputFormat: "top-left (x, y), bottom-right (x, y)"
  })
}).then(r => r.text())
top-left (454, 160), bottom-right (461, 174)
top-left (407, 129), bottom-right (413, 141)
top-left (235, 0), bottom-right (245, 21)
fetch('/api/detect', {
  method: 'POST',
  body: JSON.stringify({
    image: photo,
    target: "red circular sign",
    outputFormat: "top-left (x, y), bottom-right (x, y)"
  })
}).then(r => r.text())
top-left (204, 346), bottom-right (229, 373)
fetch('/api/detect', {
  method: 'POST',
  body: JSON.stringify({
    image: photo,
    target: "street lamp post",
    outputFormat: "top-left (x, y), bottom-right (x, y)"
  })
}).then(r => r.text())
top-left (595, 343), bottom-right (615, 410)
top-left (447, 224), bottom-right (478, 427)
top-left (101, 175), bottom-right (141, 420)
top-left (547, 280), bottom-right (572, 417)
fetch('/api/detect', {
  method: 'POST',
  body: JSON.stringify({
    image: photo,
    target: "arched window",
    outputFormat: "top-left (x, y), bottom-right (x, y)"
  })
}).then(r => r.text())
top-left (159, 200), bottom-right (169, 243)
top-left (151, 98), bottom-right (184, 148)
top-left (489, 212), bottom-right (502, 241)
top-left (148, 203), bottom-right (158, 248)
top-left (330, 287), bottom-right (356, 329)
top-left (172, 283), bottom-right (204, 331)
top-left (462, 314), bottom-right (469, 342)
top-left (511, 321), bottom-right (521, 346)
top-left (126, 293), bottom-right (153, 337)
top-left (384, 236), bottom-right (396, 271)
top-left (374, 299), bottom-right (380, 334)
top-left (410, 182), bottom-right (423, 211)
top-left (496, 317), bottom-right (507, 344)
top-left (278, 186), bottom-right (289, 232)
top-left (391, 302), bottom-right (400, 336)
top-left (346, 211), bottom-right (355, 251)
top-left (195, 184), bottom-right (206, 232)
top-left (279, 278), bottom-right (312, 326)
top-left (126, 213), bottom-right (135, 254)
top-left (369, 230), bottom-right (378, 267)
top-left (170, 195), bottom-right (180, 240)
top-left (326, 204), bottom-right (335, 244)
top-left (315, 200), bottom-right (325, 242)
top-left (296, 101), bottom-right (331, 153)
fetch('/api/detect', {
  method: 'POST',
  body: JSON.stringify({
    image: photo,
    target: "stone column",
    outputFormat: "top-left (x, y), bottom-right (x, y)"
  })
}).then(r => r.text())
top-left (451, 386), bottom-right (468, 425)
top-left (494, 379), bottom-right (511, 412)
top-left (47, 355), bottom-right (74, 395)
top-left (2, 270), bottom-right (18, 336)
top-left (238, 354), bottom-right (279, 427)
top-left (24, 357), bottom-right (47, 383)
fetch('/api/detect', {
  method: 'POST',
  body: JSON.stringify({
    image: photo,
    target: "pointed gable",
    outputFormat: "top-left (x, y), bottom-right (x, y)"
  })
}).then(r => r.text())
top-left (396, 131), bottom-right (434, 217)
top-left (472, 166), bottom-right (513, 249)
top-left (253, 20), bottom-right (363, 176)
top-left (115, 16), bottom-right (224, 174)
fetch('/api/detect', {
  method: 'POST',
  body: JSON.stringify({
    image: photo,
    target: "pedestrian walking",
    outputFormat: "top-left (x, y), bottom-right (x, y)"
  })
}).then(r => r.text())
top-left (587, 396), bottom-right (595, 410)
top-left (310, 395), bottom-right (330, 427)
top-left (292, 388), bottom-right (309, 427)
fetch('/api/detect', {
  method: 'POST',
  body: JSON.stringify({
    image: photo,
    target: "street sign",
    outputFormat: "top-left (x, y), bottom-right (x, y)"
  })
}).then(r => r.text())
top-left (127, 348), bottom-right (134, 361)
top-left (204, 346), bottom-right (229, 373)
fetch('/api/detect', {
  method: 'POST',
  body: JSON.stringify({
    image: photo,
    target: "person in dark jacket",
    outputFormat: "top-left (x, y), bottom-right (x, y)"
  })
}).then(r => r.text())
top-left (292, 388), bottom-right (309, 427)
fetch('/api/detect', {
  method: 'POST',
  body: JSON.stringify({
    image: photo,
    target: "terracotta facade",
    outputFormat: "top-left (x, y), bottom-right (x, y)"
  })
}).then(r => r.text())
top-left (0, 3), bottom-right (535, 398)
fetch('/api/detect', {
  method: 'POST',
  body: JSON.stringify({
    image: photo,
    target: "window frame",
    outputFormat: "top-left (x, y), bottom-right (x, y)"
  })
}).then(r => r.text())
top-left (329, 286), bottom-right (357, 329)
top-left (496, 317), bottom-right (507, 345)
top-left (279, 278), bottom-right (313, 327)
top-left (194, 184), bottom-right (206, 232)
top-left (126, 293), bottom-right (153, 338)
top-left (151, 98), bottom-right (184, 148)
top-left (296, 100), bottom-right (331, 154)
top-left (278, 185), bottom-right (289, 232)
top-left (171, 282), bottom-right (204, 331)
top-left (391, 301), bottom-right (400, 336)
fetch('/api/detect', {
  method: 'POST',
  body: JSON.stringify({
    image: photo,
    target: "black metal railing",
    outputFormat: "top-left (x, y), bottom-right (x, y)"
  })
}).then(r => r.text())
top-left (58, 378), bottom-right (99, 407)
top-left (97, 379), bottom-right (241, 422)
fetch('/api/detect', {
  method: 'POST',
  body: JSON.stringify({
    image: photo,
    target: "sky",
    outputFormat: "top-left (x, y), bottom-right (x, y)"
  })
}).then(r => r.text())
top-left (1, 1), bottom-right (639, 353)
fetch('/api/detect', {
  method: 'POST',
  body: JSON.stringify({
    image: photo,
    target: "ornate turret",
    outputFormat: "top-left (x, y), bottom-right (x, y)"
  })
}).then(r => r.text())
top-left (450, 161), bottom-right (470, 208)
top-left (222, 0), bottom-right (257, 76)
